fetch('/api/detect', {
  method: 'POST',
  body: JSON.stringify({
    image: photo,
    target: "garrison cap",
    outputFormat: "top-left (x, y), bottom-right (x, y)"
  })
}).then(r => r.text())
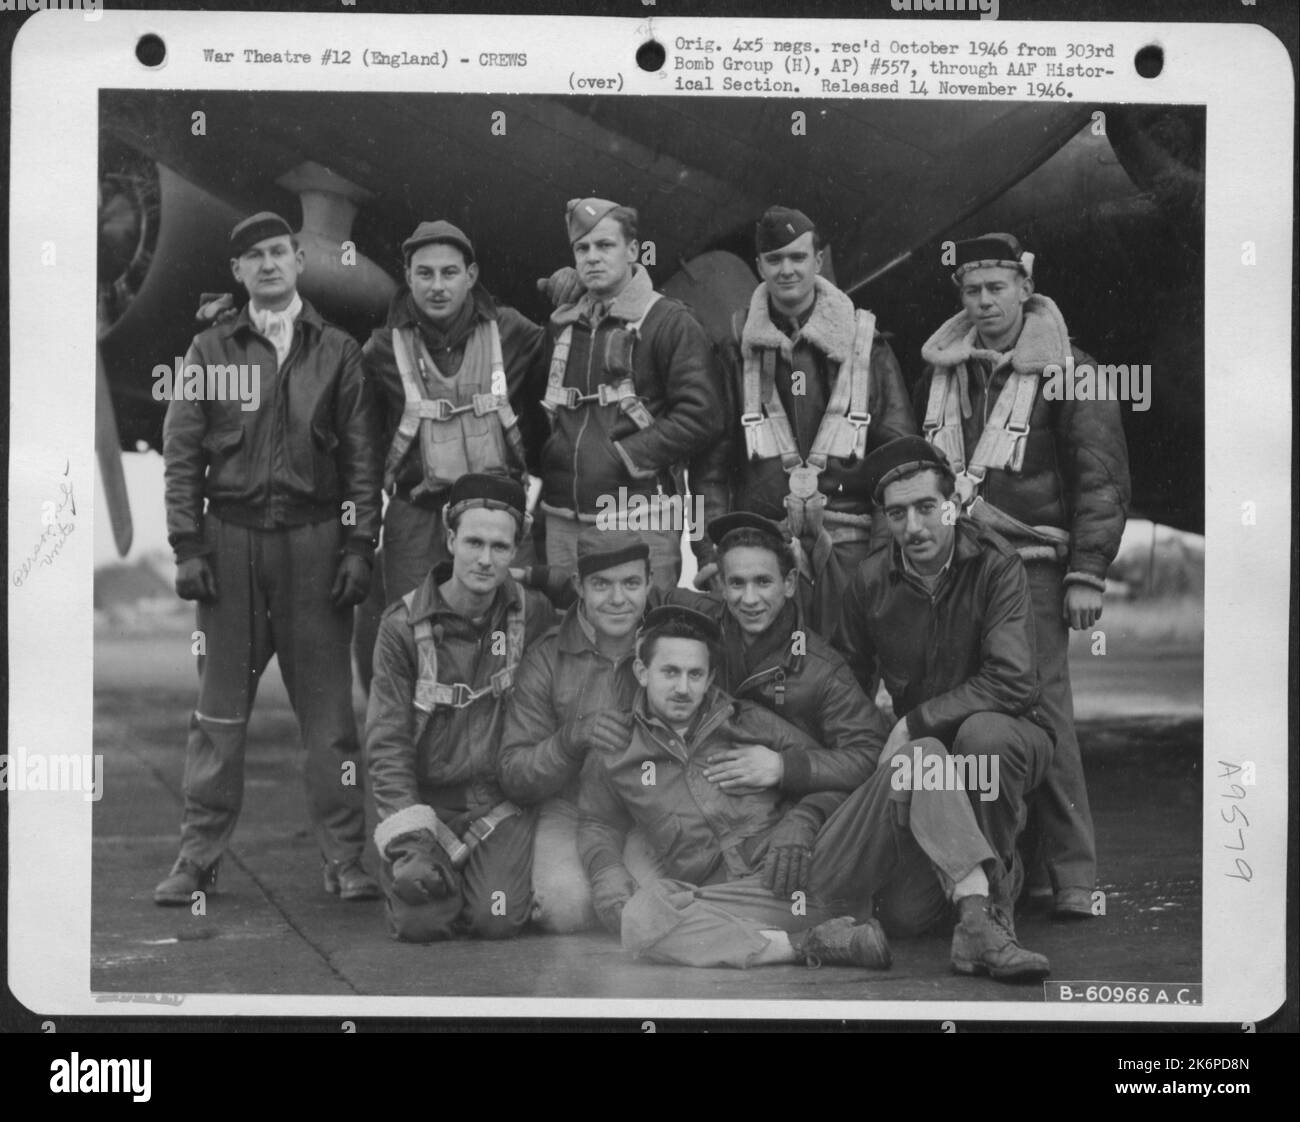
top-left (755, 206), bottom-right (816, 253)
top-left (566, 197), bottom-right (621, 243)
top-left (864, 436), bottom-right (956, 505)
top-left (402, 219), bottom-right (475, 265)
top-left (708, 511), bottom-right (791, 556)
top-left (230, 212), bottom-right (294, 258)
top-left (637, 604), bottom-right (722, 646)
top-left (952, 232), bottom-right (1034, 284)
top-left (576, 527), bottom-right (651, 580)
top-left (446, 472), bottom-right (527, 526)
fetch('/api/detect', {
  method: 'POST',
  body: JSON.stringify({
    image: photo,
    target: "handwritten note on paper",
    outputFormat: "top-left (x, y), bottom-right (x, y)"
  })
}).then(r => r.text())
top-left (11, 461), bottom-right (77, 589)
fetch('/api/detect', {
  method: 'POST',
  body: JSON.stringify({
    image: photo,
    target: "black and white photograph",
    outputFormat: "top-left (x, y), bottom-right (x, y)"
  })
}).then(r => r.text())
top-left (4, 6), bottom-right (1292, 1035)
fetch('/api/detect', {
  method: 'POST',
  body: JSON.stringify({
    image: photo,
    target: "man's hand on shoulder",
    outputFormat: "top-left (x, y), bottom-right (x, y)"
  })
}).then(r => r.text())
top-left (537, 266), bottom-right (584, 308)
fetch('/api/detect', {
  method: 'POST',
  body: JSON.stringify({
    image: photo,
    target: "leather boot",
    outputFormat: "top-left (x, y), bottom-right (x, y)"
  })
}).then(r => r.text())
top-left (154, 856), bottom-right (219, 907)
top-left (790, 916), bottom-right (892, 970)
top-left (951, 895), bottom-right (1050, 981)
top-left (323, 857), bottom-right (381, 902)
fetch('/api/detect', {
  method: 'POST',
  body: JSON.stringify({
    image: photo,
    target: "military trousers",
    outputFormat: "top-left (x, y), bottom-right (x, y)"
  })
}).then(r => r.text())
top-left (178, 516), bottom-right (366, 868)
top-left (1022, 560), bottom-right (1097, 894)
top-left (620, 731), bottom-right (1029, 969)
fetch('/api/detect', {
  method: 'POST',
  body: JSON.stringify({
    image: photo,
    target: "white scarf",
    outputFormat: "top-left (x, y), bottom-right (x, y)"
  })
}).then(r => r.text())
top-left (250, 293), bottom-right (303, 366)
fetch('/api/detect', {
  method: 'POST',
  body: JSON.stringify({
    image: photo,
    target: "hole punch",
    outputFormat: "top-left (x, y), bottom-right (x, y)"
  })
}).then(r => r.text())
top-left (136, 33), bottom-right (167, 69)
top-left (636, 39), bottom-right (666, 73)
top-left (1134, 44), bottom-right (1163, 79)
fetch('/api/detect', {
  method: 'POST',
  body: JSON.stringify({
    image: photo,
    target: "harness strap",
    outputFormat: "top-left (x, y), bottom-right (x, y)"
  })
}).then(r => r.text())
top-left (385, 328), bottom-right (427, 488)
top-left (427, 802), bottom-right (522, 870)
top-left (922, 367), bottom-right (969, 475)
top-left (741, 309), bottom-right (877, 535)
top-left (542, 295), bottom-right (661, 431)
top-left (385, 322), bottom-right (524, 494)
top-left (808, 309), bottom-right (875, 464)
top-left (405, 583), bottom-right (528, 743)
top-left (966, 366), bottom-right (1038, 479)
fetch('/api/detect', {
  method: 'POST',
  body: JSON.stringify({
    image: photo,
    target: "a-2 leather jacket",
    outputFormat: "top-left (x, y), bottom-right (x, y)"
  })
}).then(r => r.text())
top-left (496, 606), bottom-right (639, 807)
top-left (838, 520), bottom-right (1053, 745)
top-left (163, 298), bottom-right (381, 562)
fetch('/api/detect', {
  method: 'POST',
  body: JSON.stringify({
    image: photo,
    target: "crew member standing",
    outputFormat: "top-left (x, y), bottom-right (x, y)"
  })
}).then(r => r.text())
top-left (155, 211), bottom-right (381, 906)
top-left (357, 220), bottom-right (572, 690)
top-left (914, 234), bottom-right (1130, 917)
top-left (709, 206), bottom-right (915, 633)
top-left (538, 197), bottom-right (724, 593)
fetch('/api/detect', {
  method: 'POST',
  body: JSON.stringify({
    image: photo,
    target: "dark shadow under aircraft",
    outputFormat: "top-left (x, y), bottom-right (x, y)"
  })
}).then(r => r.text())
top-left (97, 92), bottom-right (1204, 553)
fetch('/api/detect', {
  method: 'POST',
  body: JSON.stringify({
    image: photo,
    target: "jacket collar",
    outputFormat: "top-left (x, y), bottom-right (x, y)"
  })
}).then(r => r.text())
top-left (218, 294), bottom-right (325, 340)
top-left (741, 275), bottom-right (857, 364)
top-left (555, 602), bottom-right (637, 660)
top-left (633, 684), bottom-right (734, 749)
top-left (920, 293), bottom-right (1072, 377)
top-left (887, 519), bottom-right (983, 582)
top-left (722, 597), bottom-right (805, 683)
top-left (407, 562), bottom-right (521, 625)
top-left (550, 264), bottom-right (657, 328)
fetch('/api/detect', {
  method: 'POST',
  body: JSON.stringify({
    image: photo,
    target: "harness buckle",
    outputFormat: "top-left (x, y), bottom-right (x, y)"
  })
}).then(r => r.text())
top-left (446, 682), bottom-right (478, 709)
top-left (845, 410), bottom-right (872, 429)
top-left (422, 398), bottom-right (457, 422)
top-left (740, 412), bottom-right (765, 428)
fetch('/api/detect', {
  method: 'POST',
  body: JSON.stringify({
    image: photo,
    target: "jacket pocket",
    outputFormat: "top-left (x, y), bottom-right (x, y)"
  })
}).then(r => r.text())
top-left (201, 427), bottom-right (245, 489)
top-left (643, 810), bottom-right (683, 864)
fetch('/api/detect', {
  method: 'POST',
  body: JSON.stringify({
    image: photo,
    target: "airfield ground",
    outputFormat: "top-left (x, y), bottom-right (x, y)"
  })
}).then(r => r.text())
top-left (87, 610), bottom-right (1201, 1013)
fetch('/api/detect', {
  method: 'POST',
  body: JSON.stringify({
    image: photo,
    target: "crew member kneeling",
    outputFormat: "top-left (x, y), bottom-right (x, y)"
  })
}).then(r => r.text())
top-left (365, 474), bottom-right (558, 941)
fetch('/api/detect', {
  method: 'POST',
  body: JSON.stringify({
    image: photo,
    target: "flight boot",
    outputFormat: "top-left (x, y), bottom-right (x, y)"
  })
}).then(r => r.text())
top-left (153, 856), bottom-right (220, 907)
top-left (323, 857), bottom-right (381, 902)
top-left (951, 895), bottom-right (1050, 982)
top-left (790, 916), bottom-right (892, 970)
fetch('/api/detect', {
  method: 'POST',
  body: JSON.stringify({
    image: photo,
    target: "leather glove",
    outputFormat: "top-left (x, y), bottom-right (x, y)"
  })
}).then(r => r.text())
top-left (590, 865), bottom-right (637, 935)
top-left (331, 553), bottom-right (372, 608)
top-left (536, 266), bottom-right (584, 307)
top-left (175, 556), bottom-right (217, 602)
top-left (388, 830), bottom-right (456, 905)
top-left (762, 805), bottom-right (819, 900)
top-left (561, 710), bottom-right (634, 757)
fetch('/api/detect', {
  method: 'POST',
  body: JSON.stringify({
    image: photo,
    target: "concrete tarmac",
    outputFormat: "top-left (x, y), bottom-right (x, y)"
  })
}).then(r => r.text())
top-left (89, 628), bottom-right (1201, 1009)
